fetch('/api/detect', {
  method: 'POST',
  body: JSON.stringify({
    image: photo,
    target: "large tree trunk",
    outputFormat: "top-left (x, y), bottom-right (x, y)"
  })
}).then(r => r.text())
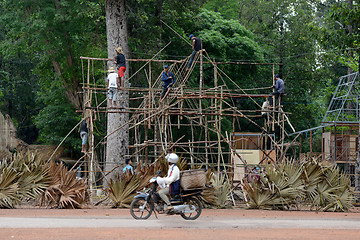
top-left (104, 0), bottom-right (129, 186)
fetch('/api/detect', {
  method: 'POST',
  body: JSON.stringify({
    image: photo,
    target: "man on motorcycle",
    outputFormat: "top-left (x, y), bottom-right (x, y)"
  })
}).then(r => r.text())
top-left (157, 153), bottom-right (180, 211)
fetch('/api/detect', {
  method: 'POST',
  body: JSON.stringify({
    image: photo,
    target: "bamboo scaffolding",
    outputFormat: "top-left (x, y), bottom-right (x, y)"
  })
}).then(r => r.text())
top-left (78, 50), bottom-right (293, 192)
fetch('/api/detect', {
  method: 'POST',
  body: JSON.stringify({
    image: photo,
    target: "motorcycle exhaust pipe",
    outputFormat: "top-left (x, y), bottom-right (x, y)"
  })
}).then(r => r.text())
top-left (173, 204), bottom-right (195, 213)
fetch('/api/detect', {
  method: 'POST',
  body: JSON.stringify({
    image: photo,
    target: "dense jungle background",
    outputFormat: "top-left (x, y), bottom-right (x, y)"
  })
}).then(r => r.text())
top-left (0, 0), bottom-right (359, 159)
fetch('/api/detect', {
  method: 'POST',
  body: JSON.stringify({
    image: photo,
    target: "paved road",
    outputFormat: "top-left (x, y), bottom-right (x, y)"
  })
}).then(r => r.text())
top-left (0, 215), bottom-right (360, 229)
top-left (1, 209), bottom-right (360, 240)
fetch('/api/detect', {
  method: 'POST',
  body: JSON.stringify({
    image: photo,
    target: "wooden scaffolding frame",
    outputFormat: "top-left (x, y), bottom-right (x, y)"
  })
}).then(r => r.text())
top-left (77, 50), bottom-right (294, 190)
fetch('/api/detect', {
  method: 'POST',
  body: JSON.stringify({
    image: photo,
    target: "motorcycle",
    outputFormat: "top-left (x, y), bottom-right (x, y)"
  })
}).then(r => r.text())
top-left (130, 176), bottom-right (203, 220)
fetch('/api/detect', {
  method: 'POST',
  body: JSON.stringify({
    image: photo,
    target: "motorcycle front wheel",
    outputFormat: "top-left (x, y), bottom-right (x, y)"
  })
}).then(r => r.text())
top-left (130, 198), bottom-right (153, 220)
top-left (180, 197), bottom-right (202, 220)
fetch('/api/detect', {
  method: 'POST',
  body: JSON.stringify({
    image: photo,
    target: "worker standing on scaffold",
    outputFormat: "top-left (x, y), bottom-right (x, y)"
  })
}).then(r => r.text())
top-left (269, 74), bottom-right (285, 106)
top-left (186, 34), bottom-right (202, 71)
top-left (79, 118), bottom-right (88, 153)
top-left (107, 67), bottom-right (119, 108)
top-left (114, 46), bottom-right (126, 88)
top-left (160, 65), bottom-right (176, 101)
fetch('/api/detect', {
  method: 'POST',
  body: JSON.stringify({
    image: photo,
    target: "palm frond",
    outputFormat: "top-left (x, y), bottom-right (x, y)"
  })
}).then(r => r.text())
top-left (107, 174), bottom-right (139, 208)
top-left (39, 161), bottom-right (89, 209)
top-left (242, 158), bottom-right (353, 212)
top-left (0, 152), bottom-right (50, 208)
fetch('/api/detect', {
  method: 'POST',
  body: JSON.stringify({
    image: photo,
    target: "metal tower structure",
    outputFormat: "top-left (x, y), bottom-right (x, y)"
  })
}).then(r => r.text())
top-left (322, 72), bottom-right (360, 124)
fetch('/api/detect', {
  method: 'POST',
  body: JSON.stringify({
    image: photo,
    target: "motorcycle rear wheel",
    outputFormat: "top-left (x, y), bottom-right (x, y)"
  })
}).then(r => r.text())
top-left (180, 197), bottom-right (202, 220)
top-left (130, 198), bottom-right (153, 220)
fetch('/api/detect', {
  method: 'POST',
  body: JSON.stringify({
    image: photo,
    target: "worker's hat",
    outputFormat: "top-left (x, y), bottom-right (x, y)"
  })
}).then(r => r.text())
top-left (164, 65), bottom-right (169, 69)
top-left (115, 46), bottom-right (123, 53)
top-left (108, 67), bottom-right (115, 73)
top-left (189, 34), bottom-right (194, 39)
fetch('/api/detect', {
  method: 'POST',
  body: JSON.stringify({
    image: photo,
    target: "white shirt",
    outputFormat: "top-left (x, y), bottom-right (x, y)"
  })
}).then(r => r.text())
top-left (163, 164), bottom-right (180, 186)
top-left (107, 72), bottom-right (118, 88)
top-left (261, 101), bottom-right (268, 115)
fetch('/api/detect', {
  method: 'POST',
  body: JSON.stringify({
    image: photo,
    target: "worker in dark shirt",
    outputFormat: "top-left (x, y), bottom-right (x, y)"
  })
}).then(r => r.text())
top-left (114, 46), bottom-right (126, 88)
top-left (186, 34), bottom-right (202, 70)
top-left (79, 119), bottom-right (88, 153)
top-left (160, 65), bottom-right (176, 100)
top-left (269, 74), bottom-right (285, 106)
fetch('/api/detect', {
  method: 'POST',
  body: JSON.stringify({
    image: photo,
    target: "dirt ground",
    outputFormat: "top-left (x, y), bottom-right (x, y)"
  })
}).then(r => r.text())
top-left (1, 207), bottom-right (360, 240)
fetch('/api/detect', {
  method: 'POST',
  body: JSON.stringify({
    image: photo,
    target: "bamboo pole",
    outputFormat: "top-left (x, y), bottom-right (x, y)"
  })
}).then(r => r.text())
top-left (205, 116), bottom-right (209, 165)
top-left (217, 86), bottom-right (223, 172)
top-left (87, 59), bottom-right (96, 202)
top-left (272, 64), bottom-right (275, 131)
top-left (191, 120), bottom-right (195, 166)
top-left (200, 49), bottom-right (203, 125)
top-left (148, 61), bottom-right (152, 129)
top-left (299, 133), bottom-right (302, 160)
top-left (310, 130), bottom-right (313, 157)
top-left (80, 56), bottom-right (281, 65)
top-left (85, 59), bottom-right (90, 182)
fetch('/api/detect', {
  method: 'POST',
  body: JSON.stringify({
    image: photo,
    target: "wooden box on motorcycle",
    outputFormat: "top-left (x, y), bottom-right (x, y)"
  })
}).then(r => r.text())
top-left (180, 169), bottom-right (206, 190)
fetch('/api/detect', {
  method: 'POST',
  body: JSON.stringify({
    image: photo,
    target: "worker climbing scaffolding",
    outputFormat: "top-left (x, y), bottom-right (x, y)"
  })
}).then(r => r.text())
top-left (186, 34), bottom-right (202, 71)
top-left (159, 33), bottom-right (202, 102)
top-left (160, 64), bottom-right (176, 102)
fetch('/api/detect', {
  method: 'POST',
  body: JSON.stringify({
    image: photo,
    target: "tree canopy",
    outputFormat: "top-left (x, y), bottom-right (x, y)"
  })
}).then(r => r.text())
top-left (0, 0), bottom-right (358, 155)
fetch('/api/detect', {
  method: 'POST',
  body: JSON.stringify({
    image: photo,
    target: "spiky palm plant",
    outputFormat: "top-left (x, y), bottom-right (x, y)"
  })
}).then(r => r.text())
top-left (0, 152), bottom-right (50, 208)
top-left (13, 152), bottom-right (51, 201)
top-left (135, 162), bottom-right (160, 191)
top-left (106, 162), bottom-right (160, 208)
top-left (210, 173), bottom-right (231, 208)
top-left (107, 173), bottom-right (139, 208)
top-left (200, 170), bottom-right (232, 208)
top-left (39, 161), bottom-right (89, 209)
top-left (242, 161), bottom-right (302, 210)
top-left (242, 158), bottom-right (354, 212)
top-left (303, 161), bottom-right (354, 212)
top-left (0, 165), bottom-right (19, 208)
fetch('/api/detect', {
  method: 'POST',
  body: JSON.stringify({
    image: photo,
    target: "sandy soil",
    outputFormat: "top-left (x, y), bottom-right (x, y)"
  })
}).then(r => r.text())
top-left (0, 207), bottom-right (359, 240)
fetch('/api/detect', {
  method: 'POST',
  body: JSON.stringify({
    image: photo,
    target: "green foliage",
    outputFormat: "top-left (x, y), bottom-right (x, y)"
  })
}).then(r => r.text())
top-left (34, 82), bottom-right (79, 148)
top-left (318, 1), bottom-right (360, 72)
top-left (0, 0), bottom-right (106, 150)
top-left (197, 9), bottom-right (263, 61)
top-left (0, 55), bottom-right (40, 144)
top-left (203, 0), bottom-right (239, 20)
top-left (0, 0), bottom-right (359, 174)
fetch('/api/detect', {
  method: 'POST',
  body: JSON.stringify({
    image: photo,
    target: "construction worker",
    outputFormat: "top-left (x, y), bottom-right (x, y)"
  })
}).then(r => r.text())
top-left (107, 67), bottom-right (120, 108)
top-left (160, 65), bottom-right (176, 100)
top-left (186, 34), bottom-right (202, 71)
top-left (79, 119), bottom-right (88, 153)
top-left (261, 100), bottom-right (269, 117)
top-left (269, 74), bottom-right (285, 106)
top-left (114, 46), bottom-right (126, 88)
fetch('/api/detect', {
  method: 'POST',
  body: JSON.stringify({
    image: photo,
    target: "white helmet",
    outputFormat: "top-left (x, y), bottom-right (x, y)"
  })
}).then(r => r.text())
top-left (165, 153), bottom-right (179, 164)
